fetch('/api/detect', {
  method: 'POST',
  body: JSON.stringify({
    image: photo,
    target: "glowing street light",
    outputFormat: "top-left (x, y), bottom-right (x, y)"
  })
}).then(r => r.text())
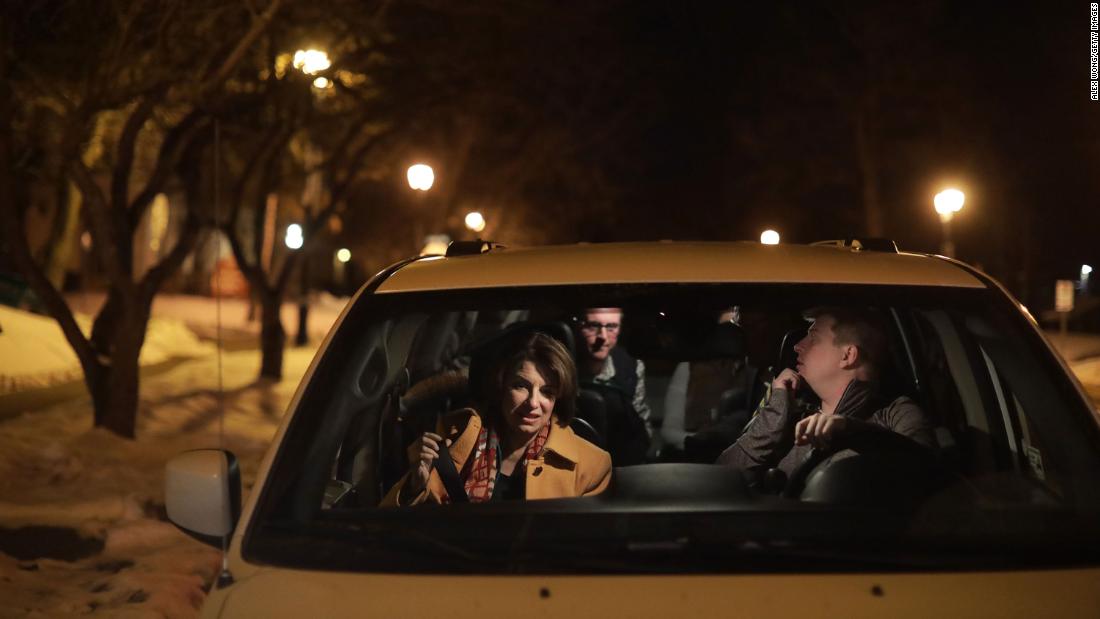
top-left (336, 248), bottom-right (351, 263)
top-left (293, 49), bottom-right (331, 75)
top-left (1083, 264), bottom-right (1093, 291)
top-left (760, 229), bottom-right (780, 245)
top-left (407, 164), bottom-right (435, 191)
top-left (934, 189), bottom-right (965, 221)
top-left (933, 188), bottom-right (965, 258)
top-left (464, 211), bottom-right (486, 233)
top-left (285, 223), bottom-right (304, 250)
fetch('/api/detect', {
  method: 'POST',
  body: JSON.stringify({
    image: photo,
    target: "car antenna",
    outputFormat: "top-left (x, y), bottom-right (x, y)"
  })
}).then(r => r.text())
top-left (212, 118), bottom-right (234, 587)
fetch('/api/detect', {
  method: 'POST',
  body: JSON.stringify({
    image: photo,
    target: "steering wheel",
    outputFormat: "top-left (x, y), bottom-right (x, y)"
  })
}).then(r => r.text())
top-left (781, 435), bottom-right (949, 509)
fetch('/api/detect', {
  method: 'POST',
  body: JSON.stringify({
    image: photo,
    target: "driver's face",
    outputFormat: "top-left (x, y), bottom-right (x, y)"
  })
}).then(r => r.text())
top-left (579, 309), bottom-right (622, 362)
top-left (793, 316), bottom-right (846, 391)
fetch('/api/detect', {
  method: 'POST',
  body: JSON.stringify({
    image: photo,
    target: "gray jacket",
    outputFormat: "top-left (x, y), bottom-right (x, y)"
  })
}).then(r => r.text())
top-left (716, 379), bottom-right (935, 486)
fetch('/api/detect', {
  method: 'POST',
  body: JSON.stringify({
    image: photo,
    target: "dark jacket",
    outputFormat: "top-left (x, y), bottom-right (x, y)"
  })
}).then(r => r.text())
top-left (580, 346), bottom-right (651, 465)
top-left (716, 379), bottom-right (935, 487)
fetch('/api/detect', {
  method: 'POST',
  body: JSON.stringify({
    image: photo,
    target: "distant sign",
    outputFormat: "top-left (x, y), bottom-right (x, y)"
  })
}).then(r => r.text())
top-left (1055, 280), bottom-right (1075, 313)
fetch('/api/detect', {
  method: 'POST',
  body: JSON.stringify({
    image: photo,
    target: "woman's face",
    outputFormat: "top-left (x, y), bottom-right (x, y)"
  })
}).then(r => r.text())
top-left (500, 360), bottom-right (557, 442)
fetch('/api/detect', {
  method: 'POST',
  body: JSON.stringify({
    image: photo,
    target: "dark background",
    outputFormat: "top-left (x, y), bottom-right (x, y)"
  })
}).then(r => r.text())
top-left (383, 0), bottom-right (1098, 308)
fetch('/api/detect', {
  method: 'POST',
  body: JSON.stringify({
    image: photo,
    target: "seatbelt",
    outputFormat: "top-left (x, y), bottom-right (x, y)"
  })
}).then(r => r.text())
top-left (434, 442), bottom-right (469, 503)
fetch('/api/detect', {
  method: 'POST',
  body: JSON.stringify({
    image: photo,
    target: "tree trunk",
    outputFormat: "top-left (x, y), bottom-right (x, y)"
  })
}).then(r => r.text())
top-left (259, 290), bottom-right (285, 380)
top-left (85, 296), bottom-right (148, 439)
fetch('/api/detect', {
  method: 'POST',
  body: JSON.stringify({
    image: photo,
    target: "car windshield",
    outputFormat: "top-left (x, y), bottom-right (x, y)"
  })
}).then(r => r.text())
top-left (244, 283), bottom-right (1100, 574)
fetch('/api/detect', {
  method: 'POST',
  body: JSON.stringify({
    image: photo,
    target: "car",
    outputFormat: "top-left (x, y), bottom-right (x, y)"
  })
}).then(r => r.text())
top-left (166, 240), bottom-right (1100, 617)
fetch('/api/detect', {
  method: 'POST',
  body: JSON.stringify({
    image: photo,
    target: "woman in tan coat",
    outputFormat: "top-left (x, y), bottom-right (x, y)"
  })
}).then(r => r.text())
top-left (384, 331), bottom-right (611, 506)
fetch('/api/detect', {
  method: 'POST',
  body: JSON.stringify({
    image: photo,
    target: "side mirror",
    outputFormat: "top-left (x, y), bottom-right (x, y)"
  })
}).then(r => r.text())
top-left (165, 449), bottom-right (241, 548)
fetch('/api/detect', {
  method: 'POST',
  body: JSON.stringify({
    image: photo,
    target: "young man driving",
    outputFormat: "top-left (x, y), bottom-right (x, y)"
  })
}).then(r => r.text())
top-left (717, 307), bottom-right (935, 487)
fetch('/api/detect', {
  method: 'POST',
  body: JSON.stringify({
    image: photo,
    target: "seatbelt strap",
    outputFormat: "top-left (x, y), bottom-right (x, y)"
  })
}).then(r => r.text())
top-left (434, 442), bottom-right (469, 503)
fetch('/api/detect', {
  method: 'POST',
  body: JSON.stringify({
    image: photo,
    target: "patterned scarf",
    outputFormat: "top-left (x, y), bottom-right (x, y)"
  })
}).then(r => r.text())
top-left (451, 421), bottom-right (551, 503)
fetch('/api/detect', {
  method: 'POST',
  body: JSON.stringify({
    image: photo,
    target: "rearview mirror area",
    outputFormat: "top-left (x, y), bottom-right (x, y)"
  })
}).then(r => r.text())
top-left (165, 449), bottom-right (241, 548)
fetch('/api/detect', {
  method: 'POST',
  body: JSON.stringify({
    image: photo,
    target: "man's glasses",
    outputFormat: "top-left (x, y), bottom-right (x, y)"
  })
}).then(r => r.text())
top-left (579, 321), bottom-right (620, 335)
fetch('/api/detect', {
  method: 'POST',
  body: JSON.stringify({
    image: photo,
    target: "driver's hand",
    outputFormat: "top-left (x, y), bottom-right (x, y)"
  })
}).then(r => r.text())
top-left (405, 432), bottom-right (449, 496)
top-left (772, 368), bottom-right (802, 392)
top-left (794, 413), bottom-right (848, 449)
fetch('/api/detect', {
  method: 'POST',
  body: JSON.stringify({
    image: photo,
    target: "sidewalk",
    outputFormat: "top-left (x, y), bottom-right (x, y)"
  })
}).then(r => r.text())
top-left (1043, 330), bottom-right (1100, 404)
top-left (1043, 330), bottom-right (1100, 363)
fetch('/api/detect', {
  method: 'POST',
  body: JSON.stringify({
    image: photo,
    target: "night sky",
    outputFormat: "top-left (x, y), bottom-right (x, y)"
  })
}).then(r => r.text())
top-left (385, 1), bottom-right (1098, 307)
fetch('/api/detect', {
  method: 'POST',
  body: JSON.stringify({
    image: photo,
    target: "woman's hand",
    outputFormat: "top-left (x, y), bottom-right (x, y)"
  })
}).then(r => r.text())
top-left (404, 432), bottom-right (448, 497)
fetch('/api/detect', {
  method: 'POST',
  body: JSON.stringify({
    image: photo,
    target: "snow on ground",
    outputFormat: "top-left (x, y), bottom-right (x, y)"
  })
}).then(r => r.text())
top-left (67, 292), bottom-right (347, 342)
top-left (1070, 357), bottom-right (1100, 403)
top-left (0, 305), bottom-right (213, 396)
top-left (0, 313), bottom-right (318, 618)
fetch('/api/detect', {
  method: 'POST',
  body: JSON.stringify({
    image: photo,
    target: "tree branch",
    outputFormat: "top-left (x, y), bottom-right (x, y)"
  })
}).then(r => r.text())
top-left (322, 126), bottom-right (395, 217)
top-left (70, 159), bottom-right (132, 288)
top-left (1, 203), bottom-right (98, 373)
top-left (139, 210), bottom-right (202, 306)
top-left (223, 220), bottom-right (271, 292)
top-left (230, 123), bottom-right (291, 224)
top-left (200, 0), bottom-right (284, 95)
top-left (127, 109), bottom-right (205, 231)
top-left (112, 94), bottom-right (158, 215)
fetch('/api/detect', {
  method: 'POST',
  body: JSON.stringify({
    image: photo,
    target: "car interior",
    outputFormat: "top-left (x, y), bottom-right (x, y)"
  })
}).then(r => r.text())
top-left (300, 290), bottom-right (1085, 518)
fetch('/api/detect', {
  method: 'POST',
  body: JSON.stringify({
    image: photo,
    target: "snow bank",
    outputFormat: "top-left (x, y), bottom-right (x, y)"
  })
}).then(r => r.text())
top-left (0, 343), bottom-right (317, 618)
top-left (0, 305), bottom-right (214, 395)
top-left (1071, 357), bottom-right (1100, 392)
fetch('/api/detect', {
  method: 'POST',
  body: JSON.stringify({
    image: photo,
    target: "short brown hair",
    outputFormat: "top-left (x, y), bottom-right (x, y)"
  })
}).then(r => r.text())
top-left (803, 306), bottom-right (890, 381)
top-left (484, 331), bottom-right (578, 426)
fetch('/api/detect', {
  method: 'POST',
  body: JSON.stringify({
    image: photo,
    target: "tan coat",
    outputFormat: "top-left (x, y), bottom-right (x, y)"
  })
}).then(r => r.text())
top-left (382, 408), bottom-right (612, 506)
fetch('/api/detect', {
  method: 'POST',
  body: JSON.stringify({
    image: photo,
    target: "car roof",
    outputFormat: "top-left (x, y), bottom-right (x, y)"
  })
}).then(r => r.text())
top-left (373, 241), bottom-right (986, 294)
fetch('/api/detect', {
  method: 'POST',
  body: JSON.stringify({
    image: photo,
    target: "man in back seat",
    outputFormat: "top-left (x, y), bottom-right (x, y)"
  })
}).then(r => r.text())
top-left (717, 307), bottom-right (935, 488)
top-left (576, 308), bottom-right (652, 465)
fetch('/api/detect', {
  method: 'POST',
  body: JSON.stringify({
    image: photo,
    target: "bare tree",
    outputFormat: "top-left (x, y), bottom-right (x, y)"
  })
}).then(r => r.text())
top-left (204, 6), bottom-right (397, 379)
top-left (1, 0), bottom-right (283, 438)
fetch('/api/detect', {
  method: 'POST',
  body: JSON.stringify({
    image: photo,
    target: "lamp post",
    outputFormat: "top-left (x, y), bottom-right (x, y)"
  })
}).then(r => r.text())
top-left (289, 49), bottom-right (331, 346)
top-left (284, 224), bottom-right (303, 250)
top-left (407, 163), bottom-right (437, 251)
top-left (465, 211), bottom-right (486, 234)
top-left (292, 49), bottom-right (332, 90)
top-left (934, 189), bottom-right (965, 258)
top-left (283, 223), bottom-right (312, 345)
top-left (407, 164), bottom-right (435, 191)
top-left (334, 248), bottom-right (351, 294)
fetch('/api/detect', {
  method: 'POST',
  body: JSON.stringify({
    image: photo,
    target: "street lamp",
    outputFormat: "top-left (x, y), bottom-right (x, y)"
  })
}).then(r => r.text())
top-left (407, 164), bottom-right (435, 191)
top-left (333, 248), bottom-right (351, 295)
top-left (464, 211), bottom-right (486, 233)
top-left (1082, 264), bottom-right (1093, 292)
top-left (285, 224), bottom-right (304, 250)
top-left (760, 229), bottom-right (780, 245)
top-left (293, 49), bottom-right (330, 74)
top-left (933, 188), bottom-right (965, 258)
top-left (409, 164), bottom-right (433, 191)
